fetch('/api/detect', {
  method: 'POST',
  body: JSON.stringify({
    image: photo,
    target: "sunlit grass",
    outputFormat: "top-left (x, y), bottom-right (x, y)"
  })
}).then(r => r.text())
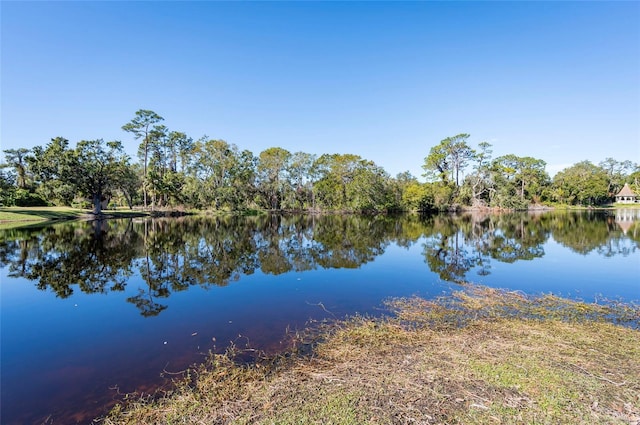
top-left (99, 285), bottom-right (640, 425)
top-left (0, 207), bottom-right (88, 229)
top-left (610, 203), bottom-right (640, 209)
top-left (0, 206), bottom-right (149, 230)
top-left (0, 206), bottom-right (87, 221)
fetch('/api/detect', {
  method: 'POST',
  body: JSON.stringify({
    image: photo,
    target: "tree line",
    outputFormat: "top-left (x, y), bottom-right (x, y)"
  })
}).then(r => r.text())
top-left (1, 110), bottom-right (638, 213)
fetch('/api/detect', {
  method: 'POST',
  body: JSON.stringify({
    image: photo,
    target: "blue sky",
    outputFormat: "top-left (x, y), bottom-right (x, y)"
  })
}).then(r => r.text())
top-left (1, 1), bottom-right (639, 179)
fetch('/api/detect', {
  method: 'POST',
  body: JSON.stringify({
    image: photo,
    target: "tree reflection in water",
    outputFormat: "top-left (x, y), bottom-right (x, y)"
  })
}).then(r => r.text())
top-left (1, 211), bottom-right (637, 316)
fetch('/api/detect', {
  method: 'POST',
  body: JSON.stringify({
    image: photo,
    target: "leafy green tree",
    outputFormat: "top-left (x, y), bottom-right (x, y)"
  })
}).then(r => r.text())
top-left (170, 131), bottom-right (194, 173)
top-left (2, 148), bottom-right (31, 189)
top-left (117, 163), bottom-right (142, 209)
top-left (423, 134), bottom-right (474, 186)
top-left (146, 124), bottom-right (170, 206)
top-left (27, 137), bottom-right (77, 205)
top-left (392, 171), bottom-right (419, 210)
top-left (127, 128), bottom-right (193, 208)
top-left (348, 160), bottom-right (393, 212)
top-left (286, 151), bottom-right (317, 209)
top-left (188, 139), bottom-right (242, 209)
top-left (446, 134), bottom-right (475, 186)
top-left (423, 140), bottom-right (451, 184)
top-left (0, 169), bottom-right (16, 205)
top-left (464, 141), bottom-right (493, 207)
top-left (28, 138), bottom-right (133, 211)
top-left (74, 139), bottom-right (132, 214)
top-left (230, 149), bottom-right (258, 210)
top-left (122, 109), bottom-right (164, 208)
top-left (401, 180), bottom-right (432, 211)
top-left (312, 154), bottom-right (393, 212)
top-left (552, 161), bottom-right (610, 205)
top-left (257, 147), bottom-right (292, 209)
top-left (491, 155), bottom-right (549, 208)
top-left (313, 153), bottom-right (361, 209)
top-left (599, 158), bottom-right (637, 197)
top-left (430, 182), bottom-right (456, 210)
top-left (628, 167), bottom-right (640, 194)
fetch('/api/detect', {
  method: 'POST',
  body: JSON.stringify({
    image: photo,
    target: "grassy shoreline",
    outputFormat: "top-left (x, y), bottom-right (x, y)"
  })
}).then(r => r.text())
top-left (0, 206), bottom-right (151, 229)
top-left (0, 206), bottom-right (88, 222)
top-left (1, 203), bottom-right (637, 225)
top-left (99, 286), bottom-right (640, 425)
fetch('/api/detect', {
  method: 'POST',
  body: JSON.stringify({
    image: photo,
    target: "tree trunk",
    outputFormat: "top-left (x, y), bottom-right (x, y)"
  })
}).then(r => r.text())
top-left (93, 192), bottom-right (102, 215)
top-left (143, 138), bottom-right (148, 209)
top-left (123, 189), bottom-right (133, 210)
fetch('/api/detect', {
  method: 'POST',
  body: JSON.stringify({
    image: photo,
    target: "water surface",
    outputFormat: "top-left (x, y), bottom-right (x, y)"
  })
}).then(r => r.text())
top-left (1, 211), bottom-right (638, 424)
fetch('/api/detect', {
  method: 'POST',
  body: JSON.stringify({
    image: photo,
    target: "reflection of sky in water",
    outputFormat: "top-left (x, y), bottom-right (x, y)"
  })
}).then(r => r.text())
top-left (469, 238), bottom-right (639, 302)
top-left (1, 212), bottom-right (639, 424)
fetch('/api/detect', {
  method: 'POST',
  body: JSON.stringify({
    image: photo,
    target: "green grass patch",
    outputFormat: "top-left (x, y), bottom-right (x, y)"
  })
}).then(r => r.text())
top-left (0, 207), bottom-right (150, 229)
top-left (610, 203), bottom-right (640, 209)
top-left (546, 203), bottom-right (640, 210)
top-left (0, 206), bottom-right (87, 222)
top-left (99, 285), bottom-right (640, 425)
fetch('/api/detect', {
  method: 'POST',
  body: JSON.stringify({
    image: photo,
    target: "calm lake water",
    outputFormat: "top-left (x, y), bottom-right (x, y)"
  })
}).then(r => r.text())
top-left (1, 211), bottom-right (639, 424)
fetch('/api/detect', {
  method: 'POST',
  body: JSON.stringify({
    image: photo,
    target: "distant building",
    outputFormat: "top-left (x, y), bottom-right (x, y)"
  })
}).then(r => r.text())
top-left (615, 183), bottom-right (640, 204)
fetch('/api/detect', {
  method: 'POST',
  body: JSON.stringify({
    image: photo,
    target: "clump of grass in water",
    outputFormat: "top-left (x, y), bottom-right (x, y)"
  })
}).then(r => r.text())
top-left (387, 285), bottom-right (640, 330)
top-left (99, 284), bottom-right (640, 425)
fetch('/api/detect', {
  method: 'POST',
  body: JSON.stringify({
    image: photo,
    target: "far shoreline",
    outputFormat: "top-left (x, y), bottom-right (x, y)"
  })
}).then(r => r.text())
top-left (1, 204), bottom-right (639, 229)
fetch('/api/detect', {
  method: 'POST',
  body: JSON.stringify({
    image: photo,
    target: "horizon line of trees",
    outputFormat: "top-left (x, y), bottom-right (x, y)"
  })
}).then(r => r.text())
top-left (1, 110), bottom-right (639, 213)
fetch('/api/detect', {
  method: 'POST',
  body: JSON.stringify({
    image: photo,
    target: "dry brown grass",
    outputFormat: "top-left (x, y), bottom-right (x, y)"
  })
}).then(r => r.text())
top-left (99, 286), bottom-right (640, 425)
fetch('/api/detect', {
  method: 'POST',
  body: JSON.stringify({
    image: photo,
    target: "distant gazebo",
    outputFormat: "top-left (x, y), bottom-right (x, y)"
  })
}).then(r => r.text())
top-left (615, 183), bottom-right (640, 204)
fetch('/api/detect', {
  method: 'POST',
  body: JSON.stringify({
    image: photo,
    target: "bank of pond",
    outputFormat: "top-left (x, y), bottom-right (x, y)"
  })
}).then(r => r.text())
top-left (102, 287), bottom-right (640, 425)
top-left (0, 210), bottom-right (638, 424)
